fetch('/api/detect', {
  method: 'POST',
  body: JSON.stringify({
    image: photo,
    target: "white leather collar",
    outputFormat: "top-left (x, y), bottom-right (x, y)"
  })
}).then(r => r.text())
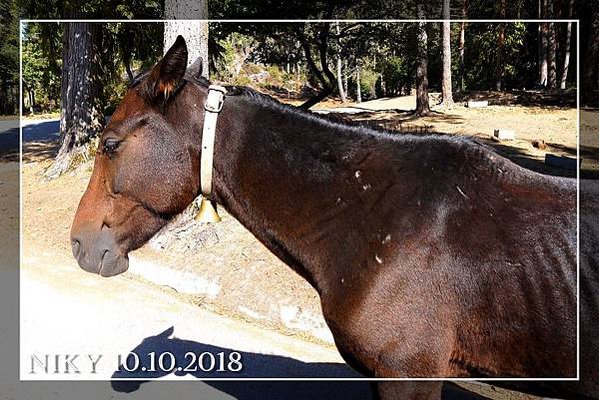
top-left (200, 84), bottom-right (227, 198)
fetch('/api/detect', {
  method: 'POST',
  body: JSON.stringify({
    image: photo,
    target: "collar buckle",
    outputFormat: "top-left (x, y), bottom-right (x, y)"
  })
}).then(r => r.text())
top-left (204, 85), bottom-right (227, 113)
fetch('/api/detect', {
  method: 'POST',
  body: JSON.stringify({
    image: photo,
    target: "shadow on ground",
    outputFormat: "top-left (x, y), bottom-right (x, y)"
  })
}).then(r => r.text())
top-left (331, 109), bottom-right (464, 126)
top-left (111, 326), bottom-right (360, 381)
top-left (479, 139), bottom-right (577, 178)
top-left (17, 119), bottom-right (62, 163)
top-left (330, 109), bottom-right (579, 179)
top-left (22, 140), bottom-right (59, 163)
top-left (0, 126), bottom-right (19, 162)
top-left (110, 327), bottom-right (489, 399)
top-left (22, 119), bottom-right (60, 141)
top-left (326, 110), bottom-right (465, 137)
top-left (0, 118), bottom-right (19, 161)
top-left (453, 90), bottom-right (577, 109)
top-left (486, 139), bottom-right (599, 179)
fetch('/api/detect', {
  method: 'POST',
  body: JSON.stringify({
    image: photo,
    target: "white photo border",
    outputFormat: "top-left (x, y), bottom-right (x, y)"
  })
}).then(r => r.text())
top-left (19, 18), bottom-right (581, 382)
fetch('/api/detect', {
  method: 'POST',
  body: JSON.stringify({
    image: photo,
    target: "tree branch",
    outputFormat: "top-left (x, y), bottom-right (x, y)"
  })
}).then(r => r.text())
top-left (296, 25), bottom-right (327, 89)
top-left (296, 24), bottom-right (335, 109)
top-left (317, 22), bottom-right (337, 90)
top-left (329, 23), bottom-right (363, 39)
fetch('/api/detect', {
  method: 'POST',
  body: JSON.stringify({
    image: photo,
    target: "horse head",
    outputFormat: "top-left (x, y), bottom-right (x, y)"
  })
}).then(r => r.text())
top-left (70, 36), bottom-right (208, 276)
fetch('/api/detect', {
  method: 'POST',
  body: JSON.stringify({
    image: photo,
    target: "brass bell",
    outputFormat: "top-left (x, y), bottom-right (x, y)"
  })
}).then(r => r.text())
top-left (194, 196), bottom-right (221, 223)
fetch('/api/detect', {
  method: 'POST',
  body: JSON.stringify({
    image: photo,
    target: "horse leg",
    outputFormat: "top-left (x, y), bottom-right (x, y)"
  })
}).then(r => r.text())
top-left (372, 381), bottom-right (443, 400)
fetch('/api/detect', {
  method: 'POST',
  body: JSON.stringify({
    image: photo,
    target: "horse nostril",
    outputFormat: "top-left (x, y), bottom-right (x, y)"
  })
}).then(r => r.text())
top-left (71, 239), bottom-right (81, 258)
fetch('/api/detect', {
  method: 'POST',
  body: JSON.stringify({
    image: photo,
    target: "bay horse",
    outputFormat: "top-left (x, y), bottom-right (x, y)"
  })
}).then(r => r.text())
top-left (70, 36), bottom-right (584, 398)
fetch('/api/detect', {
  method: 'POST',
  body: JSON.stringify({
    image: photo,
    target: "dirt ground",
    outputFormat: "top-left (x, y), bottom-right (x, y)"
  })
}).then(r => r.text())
top-left (19, 93), bottom-right (593, 397)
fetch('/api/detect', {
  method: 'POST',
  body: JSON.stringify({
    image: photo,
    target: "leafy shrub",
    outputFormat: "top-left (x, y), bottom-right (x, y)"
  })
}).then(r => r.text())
top-left (359, 67), bottom-right (379, 100)
top-left (380, 56), bottom-right (410, 96)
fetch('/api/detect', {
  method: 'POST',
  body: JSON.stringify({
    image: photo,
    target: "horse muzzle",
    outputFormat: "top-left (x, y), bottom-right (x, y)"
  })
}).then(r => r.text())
top-left (70, 226), bottom-right (129, 277)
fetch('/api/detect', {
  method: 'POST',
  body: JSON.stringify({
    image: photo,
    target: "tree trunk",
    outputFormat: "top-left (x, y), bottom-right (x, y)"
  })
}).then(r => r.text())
top-left (440, 0), bottom-right (454, 107)
top-left (45, 22), bottom-right (104, 179)
top-left (335, 23), bottom-right (346, 103)
top-left (337, 58), bottom-right (346, 102)
top-left (560, 0), bottom-right (574, 90)
top-left (547, 31), bottom-right (557, 89)
top-left (583, 2), bottom-right (599, 102)
top-left (3, 84), bottom-right (7, 115)
top-left (538, 0), bottom-right (548, 87)
top-left (539, 22), bottom-right (548, 86)
top-left (317, 23), bottom-right (337, 98)
top-left (164, 0), bottom-right (209, 74)
top-left (343, 59), bottom-right (348, 96)
top-left (547, 0), bottom-right (557, 89)
top-left (28, 90), bottom-right (34, 114)
top-left (149, 0), bottom-right (212, 247)
top-left (124, 58), bottom-right (134, 82)
top-left (458, 0), bottom-right (467, 93)
top-left (0, 80), bottom-right (6, 115)
top-left (415, 4), bottom-right (430, 116)
top-left (356, 66), bottom-right (362, 103)
top-left (0, 81), bottom-right (4, 115)
top-left (297, 23), bottom-right (336, 109)
top-left (495, 0), bottom-right (506, 91)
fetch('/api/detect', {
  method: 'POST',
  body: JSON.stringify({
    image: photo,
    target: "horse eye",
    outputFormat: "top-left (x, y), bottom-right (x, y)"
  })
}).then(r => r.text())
top-left (103, 138), bottom-right (120, 155)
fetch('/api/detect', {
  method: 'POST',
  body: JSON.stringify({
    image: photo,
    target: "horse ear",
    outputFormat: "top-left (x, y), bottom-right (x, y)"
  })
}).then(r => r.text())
top-left (187, 56), bottom-right (204, 80)
top-left (142, 35), bottom-right (188, 102)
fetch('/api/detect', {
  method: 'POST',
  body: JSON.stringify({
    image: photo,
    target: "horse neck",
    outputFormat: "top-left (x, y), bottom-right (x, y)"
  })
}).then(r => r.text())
top-left (210, 96), bottom-right (375, 295)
